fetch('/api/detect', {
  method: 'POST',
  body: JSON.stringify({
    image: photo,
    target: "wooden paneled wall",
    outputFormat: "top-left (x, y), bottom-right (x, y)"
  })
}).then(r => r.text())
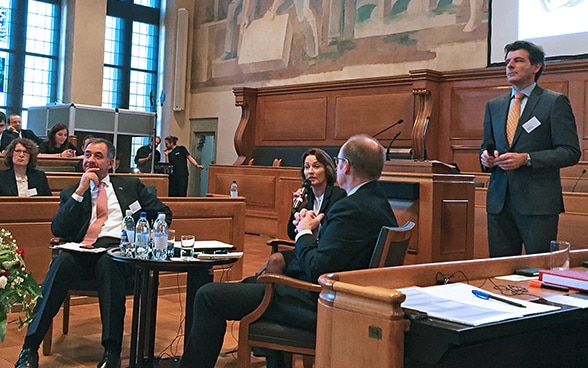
top-left (0, 196), bottom-right (246, 289)
top-left (232, 61), bottom-right (588, 172)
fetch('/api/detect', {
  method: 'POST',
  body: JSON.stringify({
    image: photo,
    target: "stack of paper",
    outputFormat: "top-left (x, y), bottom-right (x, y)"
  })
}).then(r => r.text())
top-left (399, 283), bottom-right (560, 326)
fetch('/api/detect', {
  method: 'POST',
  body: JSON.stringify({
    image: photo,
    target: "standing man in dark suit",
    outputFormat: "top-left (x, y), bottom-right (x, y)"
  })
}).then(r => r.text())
top-left (134, 136), bottom-right (161, 173)
top-left (178, 134), bottom-right (398, 368)
top-left (480, 40), bottom-right (580, 257)
top-left (14, 138), bottom-right (172, 368)
top-left (0, 114), bottom-right (44, 151)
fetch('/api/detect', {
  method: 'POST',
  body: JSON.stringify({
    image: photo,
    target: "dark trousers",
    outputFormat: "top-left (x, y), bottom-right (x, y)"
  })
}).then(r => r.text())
top-left (168, 174), bottom-right (188, 196)
top-left (487, 192), bottom-right (559, 257)
top-left (179, 279), bottom-right (317, 368)
top-left (24, 249), bottom-right (134, 352)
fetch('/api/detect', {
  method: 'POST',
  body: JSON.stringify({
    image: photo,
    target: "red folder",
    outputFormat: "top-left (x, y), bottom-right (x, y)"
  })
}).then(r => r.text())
top-left (539, 269), bottom-right (588, 292)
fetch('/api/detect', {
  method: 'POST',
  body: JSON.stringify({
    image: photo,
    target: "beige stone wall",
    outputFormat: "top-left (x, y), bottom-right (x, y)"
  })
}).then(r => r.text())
top-left (63, 0), bottom-right (107, 105)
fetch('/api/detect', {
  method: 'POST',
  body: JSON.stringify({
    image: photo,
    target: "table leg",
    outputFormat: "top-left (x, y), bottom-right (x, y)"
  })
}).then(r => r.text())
top-left (131, 266), bottom-right (155, 367)
top-left (145, 269), bottom-right (159, 365)
top-left (129, 267), bottom-right (144, 368)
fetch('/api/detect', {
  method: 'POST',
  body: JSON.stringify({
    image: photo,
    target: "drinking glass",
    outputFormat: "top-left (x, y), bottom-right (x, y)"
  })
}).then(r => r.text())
top-left (180, 235), bottom-right (195, 260)
top-left (167, 229), bottom-right (176, 259)
top-left (550, 240), bottom-right (570, 270)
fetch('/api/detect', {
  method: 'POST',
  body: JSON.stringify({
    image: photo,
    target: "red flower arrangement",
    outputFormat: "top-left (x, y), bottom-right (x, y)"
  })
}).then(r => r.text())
top-left (0, 229), bottom-right (42, 341)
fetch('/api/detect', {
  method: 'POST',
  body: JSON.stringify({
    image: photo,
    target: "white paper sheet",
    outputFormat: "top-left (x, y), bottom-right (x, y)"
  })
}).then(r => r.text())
top-left (399, 283), bottom-right (559, 326)
top-left (174, 240), bottom-right (234, 249)
top-left (54, 242), bottom-right (108, 254)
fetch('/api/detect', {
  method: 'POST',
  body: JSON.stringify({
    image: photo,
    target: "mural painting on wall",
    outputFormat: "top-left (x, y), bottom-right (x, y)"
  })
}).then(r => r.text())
top-left (194, 0), bottom-right (488, 87)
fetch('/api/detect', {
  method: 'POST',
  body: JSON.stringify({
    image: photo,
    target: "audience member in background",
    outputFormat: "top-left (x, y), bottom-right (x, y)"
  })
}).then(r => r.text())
top-left (0, 138), bottom-right (52, 196)
top-left (0, 111), bottom-right (6, 152)
top-left (163, 135), bottom-right (204, 196)
top-left (0, 114), bottom-right (44, 152)
top-left (75, 134), bottom-right (96, 172)
top-left (134, 136), bottom-right (161, 173)
top-left (178, 134), bottom-right (398, 368)
top-left (14, 138), bottom-right (172, 368)
top-left (257, 147), bottom-right (347, 275)
top-left (39, 123), bottom-right (81, 157)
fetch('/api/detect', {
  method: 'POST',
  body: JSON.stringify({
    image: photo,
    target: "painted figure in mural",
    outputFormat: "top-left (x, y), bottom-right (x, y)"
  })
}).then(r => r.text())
top-left (222, 0), bottom-right (257, 60)
top-left (463, 0), bottom-right (485, 32)
top-left (268, 0), bottom-right (320, 58)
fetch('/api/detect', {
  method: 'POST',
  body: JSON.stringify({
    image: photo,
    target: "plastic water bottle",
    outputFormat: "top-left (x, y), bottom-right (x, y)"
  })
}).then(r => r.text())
top-left (230, 180), bottom-right (238, 198)
top-left (135, 212), bottom-right (150, 259)
top-left (152, 212), bottom-right (168, 260)
top-left (120, 210), bottom-right (135, 256)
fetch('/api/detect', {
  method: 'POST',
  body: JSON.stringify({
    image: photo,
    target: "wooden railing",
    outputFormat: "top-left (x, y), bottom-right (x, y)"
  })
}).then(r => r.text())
top-left (45, 172), bottom-right (169, 197)
top-left (0, 196), bottom-right (246, 292)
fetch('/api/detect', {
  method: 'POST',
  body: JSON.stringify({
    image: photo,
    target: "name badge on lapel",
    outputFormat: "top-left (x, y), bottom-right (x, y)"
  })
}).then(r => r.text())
top-left (129, 200), bottom-right (141, 214)
top-left (523, 116), bottom-right (541, 133)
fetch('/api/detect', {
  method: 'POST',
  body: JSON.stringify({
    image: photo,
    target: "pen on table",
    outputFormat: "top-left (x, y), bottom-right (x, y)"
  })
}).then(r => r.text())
top-left (528, 279), bottom-right (569, 292)
top-left (472, 289), bottom-right (526, 308)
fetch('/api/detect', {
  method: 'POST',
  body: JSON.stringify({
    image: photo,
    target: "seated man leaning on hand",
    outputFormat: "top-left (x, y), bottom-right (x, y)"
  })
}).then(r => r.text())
top-left (178, 134), bottom-right (398, 368)
top-left (15, 138), bottom-right (172, 368)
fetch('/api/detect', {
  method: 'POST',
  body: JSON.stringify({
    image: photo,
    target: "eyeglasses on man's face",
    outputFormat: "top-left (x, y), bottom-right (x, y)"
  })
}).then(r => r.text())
top-left (333, 156), bottom-right (349, 165)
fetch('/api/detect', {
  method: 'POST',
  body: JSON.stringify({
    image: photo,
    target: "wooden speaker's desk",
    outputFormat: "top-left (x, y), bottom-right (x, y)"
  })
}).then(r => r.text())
top-left (316, 249), bottom-right (588, 368)
top-left (380, 160), bottom-right (475, 264)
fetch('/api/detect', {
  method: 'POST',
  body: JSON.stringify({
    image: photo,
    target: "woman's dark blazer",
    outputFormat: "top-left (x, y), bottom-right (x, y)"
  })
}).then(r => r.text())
top-left (287, 184), bottom-right (347, 240)
top-left (0, 167), bottom-right (52, 196)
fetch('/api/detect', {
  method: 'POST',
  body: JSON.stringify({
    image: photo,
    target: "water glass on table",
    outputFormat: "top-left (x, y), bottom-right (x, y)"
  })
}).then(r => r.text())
top-left (550, 240), bottom-right (570, 270)
top-left (167, 229), bottom-right (176, 259)
top-left (181, 235), bottom-right (195, 260)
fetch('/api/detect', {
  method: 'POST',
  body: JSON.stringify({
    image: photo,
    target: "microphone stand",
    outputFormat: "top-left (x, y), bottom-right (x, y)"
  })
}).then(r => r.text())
top-left (385, 131), bottom-right (402, 161)
top-left (571, 169), bottom-right (587, 192)
top-left (373, 119), bottom-right (404, 138)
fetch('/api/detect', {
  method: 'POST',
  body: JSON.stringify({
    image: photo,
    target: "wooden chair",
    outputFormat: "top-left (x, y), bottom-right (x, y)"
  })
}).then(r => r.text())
top-left (41, 237), bottom-right (134, 356)
top-left (237, 221), bottom-right (416, 368)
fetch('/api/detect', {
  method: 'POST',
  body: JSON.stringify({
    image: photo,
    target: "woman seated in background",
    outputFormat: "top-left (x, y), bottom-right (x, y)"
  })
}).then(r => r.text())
top-left (256, 147), bottom-right (347, 275)
top-left (39, 123), bottom-right (81, 157)
top-left (0, 138), bottom-right (52, 196)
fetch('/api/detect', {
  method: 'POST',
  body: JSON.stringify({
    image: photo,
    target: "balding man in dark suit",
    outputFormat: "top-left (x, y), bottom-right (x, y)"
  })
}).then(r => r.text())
top-left (179, 134), bottom-right (398, 368)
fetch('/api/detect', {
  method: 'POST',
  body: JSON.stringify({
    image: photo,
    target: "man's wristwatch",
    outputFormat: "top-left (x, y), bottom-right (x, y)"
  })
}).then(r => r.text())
top-left (525, 154), bottom-right (532, 167)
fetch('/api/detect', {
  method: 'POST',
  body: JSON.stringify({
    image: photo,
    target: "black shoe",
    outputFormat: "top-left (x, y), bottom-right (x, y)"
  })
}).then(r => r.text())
top-left (15, 348), bottom-right (39, 368)
top-left (96, 350), bottom-right (121, 368)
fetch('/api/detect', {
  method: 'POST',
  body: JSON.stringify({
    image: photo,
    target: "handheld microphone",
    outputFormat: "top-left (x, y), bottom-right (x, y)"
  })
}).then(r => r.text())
top-left (486, 143), bottom-right (496, 156)
top-left (571, 169), bottom-right (587, 192)
top-left (482, 143), bottom-right (496, 175)
top-left (292, 179), bottom-right (312, 213)
top-left (385, 131), bottom-right (402, 160)
top-left (373, 119), bottom-right (404, 138)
